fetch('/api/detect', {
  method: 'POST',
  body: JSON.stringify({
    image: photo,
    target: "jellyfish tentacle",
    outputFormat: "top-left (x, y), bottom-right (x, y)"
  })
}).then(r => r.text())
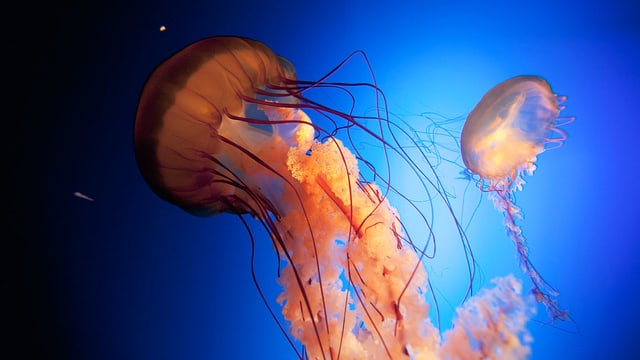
top-left (238, 214), bottom-right (305, 360)
top-left (493, 189), bottom-right (566, 320)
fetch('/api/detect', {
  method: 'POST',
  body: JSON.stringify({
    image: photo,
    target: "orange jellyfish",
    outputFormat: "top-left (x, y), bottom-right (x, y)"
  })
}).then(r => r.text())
top-left (461, 75), bottom-right (574, 322)
top-left (135, 36), bottom-right (536, 359)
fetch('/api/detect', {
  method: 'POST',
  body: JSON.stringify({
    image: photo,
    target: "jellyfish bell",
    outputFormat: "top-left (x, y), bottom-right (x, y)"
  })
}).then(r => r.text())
top-left (461, 76), bottom-right (571, 189)
top-left (133, 37), bottom-right (301, 213)
top-left (461, 75), bottom-right (574, 321)
top-left (135, 37), bottom-right (539, 359)
top-left (134, 36), bottom-right (303, 217)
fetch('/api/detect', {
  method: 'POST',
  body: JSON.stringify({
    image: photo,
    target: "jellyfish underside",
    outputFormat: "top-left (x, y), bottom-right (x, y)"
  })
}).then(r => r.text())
top-left (461, 76), bottom-right (572, 321)
top-left (135, 37), bottom-right (537, 359)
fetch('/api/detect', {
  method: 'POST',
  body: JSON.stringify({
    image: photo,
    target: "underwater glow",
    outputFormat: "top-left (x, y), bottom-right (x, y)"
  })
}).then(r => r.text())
top-left (134, 37), bottom-right (553, 359)
top-left (461, 75), bottom-right (574, 322)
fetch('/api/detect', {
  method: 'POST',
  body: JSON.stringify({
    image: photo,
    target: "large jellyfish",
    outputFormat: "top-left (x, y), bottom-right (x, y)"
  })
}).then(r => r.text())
top-left (135, 36), bottom-right (536, 359)
top-left (460, 75), bottom-right (573, 322)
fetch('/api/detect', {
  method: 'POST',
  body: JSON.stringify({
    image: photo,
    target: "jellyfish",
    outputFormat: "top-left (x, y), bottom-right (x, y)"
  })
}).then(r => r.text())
top-left (135, 36), bottom-right (536, 359)
top-left (460, 75), bottom-right (574, 322)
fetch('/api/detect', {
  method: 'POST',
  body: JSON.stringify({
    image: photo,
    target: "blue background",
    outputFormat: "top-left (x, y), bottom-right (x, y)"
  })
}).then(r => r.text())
top-left (12, 0), bottom-right (639, 359)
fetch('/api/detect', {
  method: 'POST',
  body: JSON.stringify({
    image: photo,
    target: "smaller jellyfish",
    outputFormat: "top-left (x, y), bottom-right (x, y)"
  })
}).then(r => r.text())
top-left (461, 75), bottom-right (574, 321)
